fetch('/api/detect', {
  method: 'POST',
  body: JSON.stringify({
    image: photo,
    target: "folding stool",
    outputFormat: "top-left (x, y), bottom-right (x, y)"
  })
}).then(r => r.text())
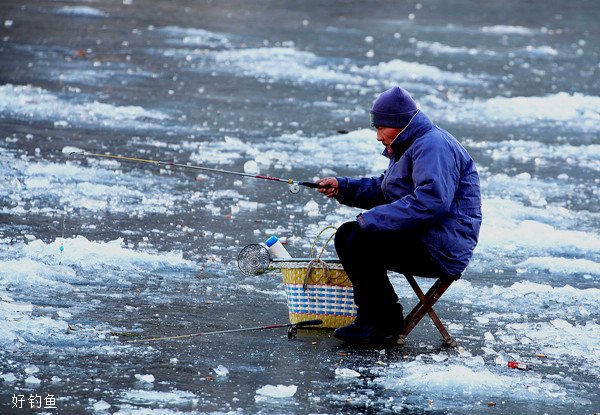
top-left (397, 273), bottom-right (461, 348)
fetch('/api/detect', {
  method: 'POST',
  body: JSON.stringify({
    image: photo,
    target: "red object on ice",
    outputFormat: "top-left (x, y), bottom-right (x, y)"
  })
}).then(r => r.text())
top-left (507, 361), bottom-right (532, 370)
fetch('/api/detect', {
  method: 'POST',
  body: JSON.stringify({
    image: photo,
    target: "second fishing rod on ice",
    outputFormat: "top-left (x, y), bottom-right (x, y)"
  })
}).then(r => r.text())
top-left (71, 151), bottom-right (327, 194)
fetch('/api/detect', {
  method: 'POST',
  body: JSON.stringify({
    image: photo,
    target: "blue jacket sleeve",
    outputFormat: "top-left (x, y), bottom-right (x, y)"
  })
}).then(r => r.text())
top-left (334, 175), bottom-right (387, 210)
top-left (357, 138), bottom-right (458, 231)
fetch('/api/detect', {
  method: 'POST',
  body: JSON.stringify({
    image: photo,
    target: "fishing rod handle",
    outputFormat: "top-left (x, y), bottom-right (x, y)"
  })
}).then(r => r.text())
top-left (271, 257), bottom-right (340, 263)
top-left (299, 181), bottom-right (327, 189)
top-left (294, 319), bottom-right (323, 327)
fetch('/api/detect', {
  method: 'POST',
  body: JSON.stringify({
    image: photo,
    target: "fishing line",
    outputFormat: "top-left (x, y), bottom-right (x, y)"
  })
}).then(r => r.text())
top-left (126, 319), bottom-right (323, 343)
top-left (70, 151), bottom-right (326, 194)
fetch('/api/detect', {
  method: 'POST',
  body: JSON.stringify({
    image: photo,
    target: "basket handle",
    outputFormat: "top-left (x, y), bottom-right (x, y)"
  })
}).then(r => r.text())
top-left (303, 258), bottom-right (331, 291)
top-left (308, 226), bottom-right (337, 261)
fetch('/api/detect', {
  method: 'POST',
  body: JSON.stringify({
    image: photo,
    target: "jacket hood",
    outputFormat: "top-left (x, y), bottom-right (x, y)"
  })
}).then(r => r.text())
top-left (382, 110), bottom-right (435, 158)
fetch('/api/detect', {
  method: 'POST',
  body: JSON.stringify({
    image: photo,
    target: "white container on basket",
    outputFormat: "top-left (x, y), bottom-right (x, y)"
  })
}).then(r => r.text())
top-left (265, 236), bottom-right (292, 259)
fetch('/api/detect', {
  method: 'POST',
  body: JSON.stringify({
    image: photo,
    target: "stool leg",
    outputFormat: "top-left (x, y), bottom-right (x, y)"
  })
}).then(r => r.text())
top-left (400, 275), bottom-right (457, 348)
top-left (406, 276), bottom-right (457, 348)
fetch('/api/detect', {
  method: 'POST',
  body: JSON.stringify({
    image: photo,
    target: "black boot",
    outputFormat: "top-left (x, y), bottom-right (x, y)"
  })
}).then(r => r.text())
top-left (333, 321), bottom-right (396, 344)
top-left (333, 303), bottom-right (404, 344)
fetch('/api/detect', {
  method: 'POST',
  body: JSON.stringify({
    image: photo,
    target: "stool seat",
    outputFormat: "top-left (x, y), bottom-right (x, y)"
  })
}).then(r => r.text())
top-left (398, 273), bottom-right (461, 348)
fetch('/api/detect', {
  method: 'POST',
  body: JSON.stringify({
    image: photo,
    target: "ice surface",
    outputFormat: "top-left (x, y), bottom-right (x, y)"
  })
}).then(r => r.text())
top-left (0, 292), bottom-right (67, 346)
top-left (375, 357), bottom-right (569, 404)
top-left (477, 198), bottom-right (600, 257)
top-left (25, 236), bottom-right (192, 269)
top-left (158, 26), bottom-right (231, 49)
top-left (1, 2), bottom-right (599, 413)
top-left (524, 45), bottom-right (559, 56)
top-left (473, 93), bottom-right (600, 124)
top-left (255, 384), bottom-right (298, 398)
top-left (480, 25), bottom-right (537, 35)
top-left (62, 145), bottom-right (85, 155)
top-left (206, 46), bottom-right (480, 88)
top-left (24, 364), bottom-right (39, 374)
top-left (517, 256), bottom-right (600, 276)
top-left (121, 389), bottom-right (198, 404)
top-left (134, 374), bottom-right (155, 383)
top-left (92, 400), bottom-right (111, 411)
top-left (0, 236), bottom-right (196, 351)
top-left (503, 319), bottom-right (600, 361)
top-left (213, 47), bottom-right (361, 85)
top-left (335, 368), bottom-right (361, 378)
top-left (1, 156), bottom-right (186, 216)
top-left (55, 6), bottom-right (107, 17)
top-left (0, 84), bottom-right (169, 130)
top-left (415, 40), bottom-right (495, 57)
top-left (464, 139), bottom-right (600, 171)
top-left (303, 200), bottom-right (320, 217)
top-left (24, 376), bottom-right (41, 384)
top-left (1, 373), bottom-right (17, 382)
top-left (189, 129), bottom-right (386, 175)
top-left (360, 58), bottom-right (480, 85)
top-left (441, 280), bottom-right (600, 316)
top-left (431, 93), bottom-right (600, 130)
top-left (243, 160), bottom-right (260, 174)
top-left (212, 364), bottom-right (229, 377)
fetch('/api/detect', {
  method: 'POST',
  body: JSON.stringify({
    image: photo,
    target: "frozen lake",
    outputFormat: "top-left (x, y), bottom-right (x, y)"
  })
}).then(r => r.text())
top-left (0, 0), bottom-right (599, 413)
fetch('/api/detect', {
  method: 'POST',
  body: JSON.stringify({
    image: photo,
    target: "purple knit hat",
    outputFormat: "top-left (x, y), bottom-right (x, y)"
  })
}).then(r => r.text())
top-left (370, 86), bottom-right (418, 128)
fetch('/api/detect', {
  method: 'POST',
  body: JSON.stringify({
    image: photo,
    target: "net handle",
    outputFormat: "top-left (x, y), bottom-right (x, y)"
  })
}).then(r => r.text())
top-left (308, 226), bottom-right (337, 261)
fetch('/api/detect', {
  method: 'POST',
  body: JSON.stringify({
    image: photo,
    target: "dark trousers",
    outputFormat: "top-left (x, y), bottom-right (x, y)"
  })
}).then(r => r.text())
top-left (334, 221), bottom-right (443, 329)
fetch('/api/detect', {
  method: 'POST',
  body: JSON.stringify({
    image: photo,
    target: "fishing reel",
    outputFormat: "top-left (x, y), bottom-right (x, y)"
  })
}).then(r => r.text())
top-left (288, 182), bottom-right (300, 194)
top-left (288, 179), bottom-right (323, 194)
top-left (287, 324), bottom-right (298, 339)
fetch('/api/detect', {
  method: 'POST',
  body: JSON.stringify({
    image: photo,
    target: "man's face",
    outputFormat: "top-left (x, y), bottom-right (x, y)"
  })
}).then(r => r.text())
top-left (376, 126), bottom-right (403, 154)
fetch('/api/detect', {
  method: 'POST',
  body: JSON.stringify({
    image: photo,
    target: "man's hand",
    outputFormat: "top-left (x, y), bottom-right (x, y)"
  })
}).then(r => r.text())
top-left (316, 177), bottom-right (339, 198)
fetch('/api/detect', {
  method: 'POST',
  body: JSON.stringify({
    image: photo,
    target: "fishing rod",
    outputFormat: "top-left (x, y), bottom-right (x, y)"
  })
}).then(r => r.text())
top-left (70, 151), bottom-right (326, 194)
top-left (126, 319), bottom-right (323, 343)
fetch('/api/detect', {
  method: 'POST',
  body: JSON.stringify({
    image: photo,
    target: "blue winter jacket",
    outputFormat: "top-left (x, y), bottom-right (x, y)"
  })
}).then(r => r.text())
top-left (335, 110), bottom-right (482, 276)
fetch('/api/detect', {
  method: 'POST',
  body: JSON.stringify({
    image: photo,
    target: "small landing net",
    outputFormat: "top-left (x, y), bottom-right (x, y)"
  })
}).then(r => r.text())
top-left (237, 244), bottom-right (271, 276)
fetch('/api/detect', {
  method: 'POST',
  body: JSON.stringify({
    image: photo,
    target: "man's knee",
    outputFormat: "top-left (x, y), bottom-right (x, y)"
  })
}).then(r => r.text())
top-left (335, 221), bottom-right (359, 250)
top-left (335, 221), bottom-right (360, 240)
top-left (335, 221), bottom-right (374, 257)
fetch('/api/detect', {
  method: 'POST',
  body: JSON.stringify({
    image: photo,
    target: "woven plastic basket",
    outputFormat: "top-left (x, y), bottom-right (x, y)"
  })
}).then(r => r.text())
top-left (276, 227), bottom-right (357, 329)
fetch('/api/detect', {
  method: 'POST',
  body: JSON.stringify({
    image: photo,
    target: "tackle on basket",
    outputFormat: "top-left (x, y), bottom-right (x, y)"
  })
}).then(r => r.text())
top-left (237, 227), bottom-right (357, 329)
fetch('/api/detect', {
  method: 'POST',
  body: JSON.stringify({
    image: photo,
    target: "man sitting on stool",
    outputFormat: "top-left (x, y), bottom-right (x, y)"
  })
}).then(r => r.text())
top-left (317, 86), bottom-right (482, 344)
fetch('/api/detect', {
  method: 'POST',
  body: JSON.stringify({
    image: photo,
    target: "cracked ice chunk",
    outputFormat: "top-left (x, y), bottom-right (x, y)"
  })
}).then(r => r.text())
top-left (255, 384), bottom-right (297, 398)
